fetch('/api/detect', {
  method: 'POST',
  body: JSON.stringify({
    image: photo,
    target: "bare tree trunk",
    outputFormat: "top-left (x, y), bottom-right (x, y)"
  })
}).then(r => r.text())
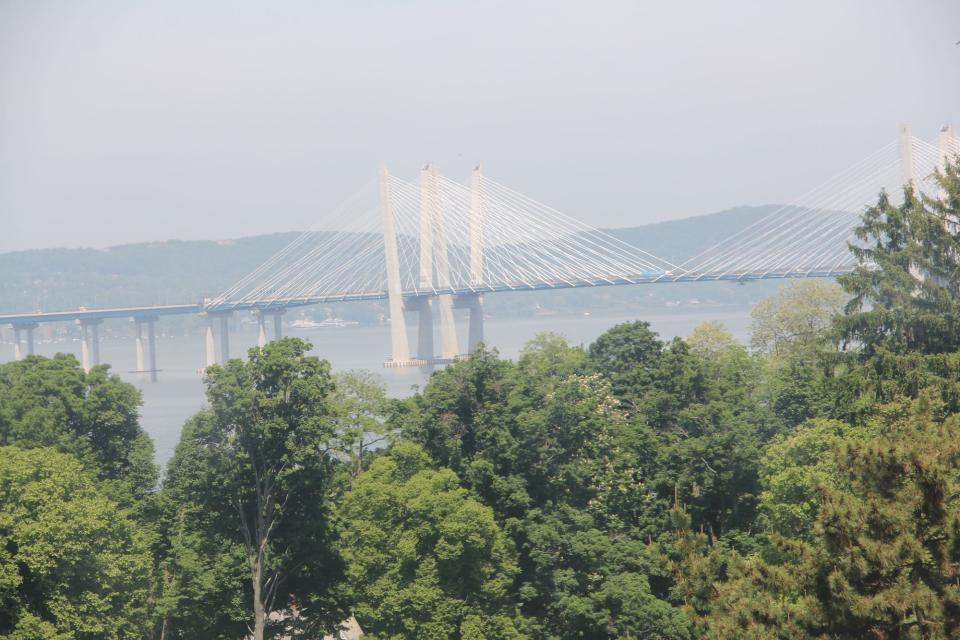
top-left (238, 475), bottom-right (270, 640)
top-left (252, 550), bottom-right (266, 640)
top-left (239, 455), bottom-right (286, 640)
top-left (355, 433), bottom-right (363, 480)
top-left (159, 562), bottom-right (175, 640)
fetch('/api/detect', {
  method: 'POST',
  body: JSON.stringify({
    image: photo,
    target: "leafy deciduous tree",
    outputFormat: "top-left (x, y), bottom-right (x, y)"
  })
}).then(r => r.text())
top-left (158, 338), bottom-right (346, 640)
top-left (331, 369), bottom-right (390, 484)
top-left (338, 441), bottom-right (523, 640)
top-left (750, 279), bottom-right (844, 362)
top-left (0, 354), bottom-right (157, 503)
top-left (0, 447), bottom-right (152, 639)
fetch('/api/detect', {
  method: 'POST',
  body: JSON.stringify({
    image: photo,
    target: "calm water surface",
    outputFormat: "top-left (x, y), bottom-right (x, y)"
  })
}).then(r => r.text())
top-left (3, 308), bottom-right (753, 465)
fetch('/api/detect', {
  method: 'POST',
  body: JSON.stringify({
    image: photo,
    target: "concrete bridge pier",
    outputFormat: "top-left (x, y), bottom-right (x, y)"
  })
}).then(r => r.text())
top-left (134, 317), bottom-right (159, 382)
top-left (204, 315), bottom-right (216, 368)
top-left (22, 323), bottom-right (37, 357)
top-left (219, 314), bottom-right (230, 362)
top-left (271, 310), bottom-right (285, 340)
top-left (404, 298), bottom-right (435, 369)
top-left (79, 319), bottom-right (102, 372)
top-left (455, 294), bottom-right (484, 353)
top-left (203, 311), bottom-right (232, 366)
top-left (257, 309), bottom-right (285, 347)
top-left (10, 322), bottom-right (38, 360)
top-left (11, 326), bottom-right (21, 361)
top-left (257, 313), bottom-right (268, 348)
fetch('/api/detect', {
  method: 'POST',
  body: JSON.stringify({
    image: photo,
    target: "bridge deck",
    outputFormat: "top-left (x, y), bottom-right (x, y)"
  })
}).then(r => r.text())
top-left (0, 270), bottom-right (853, 325)
top-left (0, 304), bottom-right (202, 325)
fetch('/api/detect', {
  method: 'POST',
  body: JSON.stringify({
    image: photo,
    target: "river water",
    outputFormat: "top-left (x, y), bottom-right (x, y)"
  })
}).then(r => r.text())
top-left (2, 307), bottom-right (753, 465)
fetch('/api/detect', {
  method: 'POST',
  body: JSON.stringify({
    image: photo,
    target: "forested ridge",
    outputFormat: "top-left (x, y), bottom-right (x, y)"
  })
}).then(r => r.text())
top-left (2, 162), bottom-right (960, 639)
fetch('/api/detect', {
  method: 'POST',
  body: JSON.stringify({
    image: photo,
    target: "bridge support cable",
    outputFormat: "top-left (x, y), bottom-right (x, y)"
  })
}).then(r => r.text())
top-left (680, 144), bottom-right (899, 278)
top-left (203, 127), bottom-right (954, 371)
top-left (430, 174), bottom-right (680, 289)
top-left (209, 160), bottom-right (685, 317)
top-left (470, 166), bottom-right (484, 285)
top-left (678, 134), bottom-right (947, 279)
top-left (11, 126), bottom-right (959, 376)
top-left (206, 180), bottom-right (377, 309)
top-left (476, 178), bottom-right (680, 282)
top-left (676, 142), bottom-right (900, 278)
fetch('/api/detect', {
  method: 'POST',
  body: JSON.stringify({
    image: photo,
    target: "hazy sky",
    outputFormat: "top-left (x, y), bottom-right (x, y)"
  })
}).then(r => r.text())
top-left (1, 0), bottom-right (958, 253)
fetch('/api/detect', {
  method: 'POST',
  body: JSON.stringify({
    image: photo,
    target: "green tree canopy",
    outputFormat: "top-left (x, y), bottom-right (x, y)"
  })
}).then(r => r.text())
top-left (834, 160), bottom-right (960, 416)
top-left (157, 338), bottom-right (346, 640)
top-left (338, 441), bottom-right (523, 639)
top-left (750, 279), bottom-right (844, 362)
top-left (153, 412), bottom-right (254, 640)
top-left (812, 405), bottom-right (960, 638)
top-left (330, 369), bottom-right (391, 485)
top-left (0, 354), bottom-right (157, 502)
top-left (395, 330), bottom-right (779, 638)
top-left (0, 446), bottom-right (152, 639)
top-left (687, 320), bottom-right (737, 359)
top-left (757, 418), bottom-right (877, 540)
top-left (584, 321), bottom-right (777, 536)
top-left (687, 403), bottom-right (960, 639)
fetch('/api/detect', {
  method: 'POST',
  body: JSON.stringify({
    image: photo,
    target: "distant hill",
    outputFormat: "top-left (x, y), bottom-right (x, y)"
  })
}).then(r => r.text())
top-left (0, 205), bottom-right (786, 318)
top-left (604, 204), bottom-right (780, 267)
top-left (0, 233), bottom-right (301, 314)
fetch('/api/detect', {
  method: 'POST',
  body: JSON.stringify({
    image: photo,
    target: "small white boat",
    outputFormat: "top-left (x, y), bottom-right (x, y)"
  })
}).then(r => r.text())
top-left (291, 318), bottom-right (360, 330)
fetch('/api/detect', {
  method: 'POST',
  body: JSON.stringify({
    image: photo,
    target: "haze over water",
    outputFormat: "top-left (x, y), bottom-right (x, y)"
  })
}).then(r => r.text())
top-left (1, 308), bottom-right (753, 464)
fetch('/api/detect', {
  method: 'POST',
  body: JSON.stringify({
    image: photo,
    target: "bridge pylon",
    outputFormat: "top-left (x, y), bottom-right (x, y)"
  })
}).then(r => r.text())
top-left (425, 164), bottom-right (459, 359)
top-left (380, 165), bottom-right (411, 364)
top-left (900, 124), bottom-right (921, 195)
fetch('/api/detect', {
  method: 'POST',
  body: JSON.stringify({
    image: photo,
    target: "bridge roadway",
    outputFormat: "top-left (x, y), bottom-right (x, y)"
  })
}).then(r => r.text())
top-left (209, 270), bottom-right (852, 311)
top-left (0, 303), bottom-right (203, 325)
top-left (1, 269), bottom-right (852, 373)
top-left (0, 269), bottom-right (852, 324)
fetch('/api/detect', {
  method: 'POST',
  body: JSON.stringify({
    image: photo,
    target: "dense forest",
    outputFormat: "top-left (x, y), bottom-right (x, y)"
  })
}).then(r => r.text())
top-left (1, 163), bottom-right (960, 639)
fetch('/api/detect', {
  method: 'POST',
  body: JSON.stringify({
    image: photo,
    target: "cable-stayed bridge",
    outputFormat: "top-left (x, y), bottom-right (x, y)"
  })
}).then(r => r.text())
top-left (3, 125), bottom-right (958, 375)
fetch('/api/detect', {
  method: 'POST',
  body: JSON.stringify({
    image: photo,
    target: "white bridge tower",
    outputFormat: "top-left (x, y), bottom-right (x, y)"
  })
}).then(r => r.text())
top-left (381, 163), bottom-right (486, 367)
